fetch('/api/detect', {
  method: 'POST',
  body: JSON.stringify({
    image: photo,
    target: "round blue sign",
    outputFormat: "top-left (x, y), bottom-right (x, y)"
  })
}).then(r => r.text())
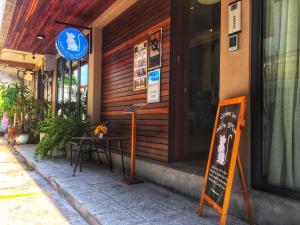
top-left (55, 28), bottom-right (88, 61)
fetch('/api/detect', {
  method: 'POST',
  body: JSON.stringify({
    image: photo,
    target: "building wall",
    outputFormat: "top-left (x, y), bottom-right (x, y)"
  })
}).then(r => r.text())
top-left (101, 0), bottom-right (171, 162)
top-left (219, 0), bottom-right (251, 183)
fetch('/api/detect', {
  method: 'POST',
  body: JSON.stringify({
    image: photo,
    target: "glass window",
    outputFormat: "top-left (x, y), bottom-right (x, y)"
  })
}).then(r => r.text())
top-left (41, 72), bottom-right (52, 103)
top-left (57, 57), bottom-right (67, 116)
top-left (80, 63), bottom-right (88, 120)
top-left (56, 57), bottom-right (88, 119)
top-left (262, 0), bottom-right (300, 192)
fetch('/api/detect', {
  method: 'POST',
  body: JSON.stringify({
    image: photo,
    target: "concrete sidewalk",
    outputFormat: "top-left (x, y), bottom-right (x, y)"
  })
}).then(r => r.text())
top-left (14, 143), bottom-right (249, 225)
top-left (0, 140), bottom-right (88, 225)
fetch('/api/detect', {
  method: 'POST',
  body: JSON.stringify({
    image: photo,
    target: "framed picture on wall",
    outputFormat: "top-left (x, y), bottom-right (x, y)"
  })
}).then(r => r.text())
top-left (133, 41), bottom-right (148, 91)
top-left (148, 28), bottom-right (162, 70)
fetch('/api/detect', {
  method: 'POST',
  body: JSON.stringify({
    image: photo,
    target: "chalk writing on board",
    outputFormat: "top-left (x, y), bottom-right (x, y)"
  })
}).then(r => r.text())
top-left (205, 104), bottom-right (240, 207)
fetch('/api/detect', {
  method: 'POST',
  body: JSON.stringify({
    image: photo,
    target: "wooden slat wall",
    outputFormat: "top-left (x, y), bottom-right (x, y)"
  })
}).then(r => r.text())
top-left (101, 0), bottom-right (171, 162)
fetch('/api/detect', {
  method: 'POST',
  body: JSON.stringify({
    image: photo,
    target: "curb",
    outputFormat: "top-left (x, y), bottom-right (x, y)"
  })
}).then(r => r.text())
top-left (12, 144), bottom-right (102, 225)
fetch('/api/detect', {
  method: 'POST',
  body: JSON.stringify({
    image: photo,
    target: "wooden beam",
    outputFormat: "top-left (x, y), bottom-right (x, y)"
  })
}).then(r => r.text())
top-left (0, 59), bottom-right (35, 70)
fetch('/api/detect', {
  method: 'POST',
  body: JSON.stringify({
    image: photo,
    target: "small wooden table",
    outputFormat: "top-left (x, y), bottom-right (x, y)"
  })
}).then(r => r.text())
top-left (71, 136), bottom-right (128, 176)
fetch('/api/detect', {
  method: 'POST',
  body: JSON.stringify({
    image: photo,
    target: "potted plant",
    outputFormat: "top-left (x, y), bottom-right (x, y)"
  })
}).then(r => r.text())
top-left (0, 83), bottom-right (49, 144)
top-left (34, 116), bottom-right (89, 159)
top-left (25, 97), bottom-right (50, 143)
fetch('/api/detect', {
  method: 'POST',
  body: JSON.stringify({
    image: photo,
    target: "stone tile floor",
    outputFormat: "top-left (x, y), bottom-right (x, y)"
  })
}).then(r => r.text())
top-left (14, 143), bottom-right (249, 225)
top-left (0, 140), bottom-right (88, 225)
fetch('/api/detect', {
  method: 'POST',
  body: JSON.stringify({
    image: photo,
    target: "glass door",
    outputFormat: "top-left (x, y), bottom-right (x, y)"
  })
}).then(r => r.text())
top-left (252, 0), bottom-right (300, 199)
top-left (184, 0), bottom-right (221, 159)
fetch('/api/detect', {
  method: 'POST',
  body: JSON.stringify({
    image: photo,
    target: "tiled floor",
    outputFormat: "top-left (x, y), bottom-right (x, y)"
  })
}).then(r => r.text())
top-left (14, 143), bottom-right (249, 225)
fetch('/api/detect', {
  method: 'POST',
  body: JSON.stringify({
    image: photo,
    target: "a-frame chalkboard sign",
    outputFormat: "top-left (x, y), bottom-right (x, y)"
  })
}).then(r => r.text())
top-left (198, 96), bottom-right (254, 225)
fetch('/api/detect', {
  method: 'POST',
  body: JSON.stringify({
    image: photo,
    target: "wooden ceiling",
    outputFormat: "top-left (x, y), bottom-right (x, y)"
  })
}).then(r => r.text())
top-left (4, 0), bottom-right (116, 55)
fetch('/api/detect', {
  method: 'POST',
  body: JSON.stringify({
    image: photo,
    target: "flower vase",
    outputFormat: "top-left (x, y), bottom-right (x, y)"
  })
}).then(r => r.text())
top-left (99, 133), bottom-right (104, 139)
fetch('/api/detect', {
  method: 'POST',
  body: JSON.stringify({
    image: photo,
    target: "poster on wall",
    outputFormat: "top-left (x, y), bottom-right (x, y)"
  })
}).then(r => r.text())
top-left (148, 28), bottom-right (162, 70)
top-left (147, 69), bottom-right (160, 103)
top-left (133, 41), bottom-right (148, 91)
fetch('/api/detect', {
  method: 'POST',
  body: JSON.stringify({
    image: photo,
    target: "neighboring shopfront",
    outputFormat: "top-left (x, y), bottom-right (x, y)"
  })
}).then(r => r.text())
top-left (34, 68), bottom-right (53, 103)
top-left (44, 0), bottom-right (299, 223)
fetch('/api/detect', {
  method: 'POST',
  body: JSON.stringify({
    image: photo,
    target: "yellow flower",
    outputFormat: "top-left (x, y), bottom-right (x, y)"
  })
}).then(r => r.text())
top-left (94, 125), bottom-right (108, 135)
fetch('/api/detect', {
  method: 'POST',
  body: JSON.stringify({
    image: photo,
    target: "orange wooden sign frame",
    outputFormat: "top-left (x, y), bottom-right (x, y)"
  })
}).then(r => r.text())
top-left (198, 96), bottom-right (254, 225)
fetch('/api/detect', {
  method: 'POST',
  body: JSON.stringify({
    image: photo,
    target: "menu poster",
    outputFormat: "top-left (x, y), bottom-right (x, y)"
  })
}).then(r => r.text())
top-left (147, 69), bottom-right (160, 103)
top-left (148, 28), bottom-right (162, 70)
top-left (204, 103), bottom-right (241, 207)
top-left (133, 41), bottom-right (148, 91)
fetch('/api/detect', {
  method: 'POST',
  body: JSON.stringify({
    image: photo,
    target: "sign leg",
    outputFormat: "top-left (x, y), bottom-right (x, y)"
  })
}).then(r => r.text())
top-left (197, 196), bottom-right (204, 216)
top-left (237, 153), bottom-right (254, 225)
top-left (122, 111), bottom-right (143, 185)
top-left (130, 112), bottom-right (136, 181)
top-left (220, 213), bottom-right (227, 225)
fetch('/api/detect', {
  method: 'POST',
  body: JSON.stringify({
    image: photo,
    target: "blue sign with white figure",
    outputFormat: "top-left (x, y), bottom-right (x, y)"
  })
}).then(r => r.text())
top-left (55, 28), bottom-right (88, 61)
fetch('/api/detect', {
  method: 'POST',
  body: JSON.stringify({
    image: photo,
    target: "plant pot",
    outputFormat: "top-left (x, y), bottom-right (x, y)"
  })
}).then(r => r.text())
top-left (99, 133), bottom-right (104, 139)
top-left (40, 132), bottom-right (46, 142)
top-left (7, 127), bottom-right (17, 138)
top-left (14, 134), bottom-right (30, 145)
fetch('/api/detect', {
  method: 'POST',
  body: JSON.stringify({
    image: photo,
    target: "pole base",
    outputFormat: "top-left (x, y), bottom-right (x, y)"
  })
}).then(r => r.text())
top-left (122, 176), bottom-right (144, 185)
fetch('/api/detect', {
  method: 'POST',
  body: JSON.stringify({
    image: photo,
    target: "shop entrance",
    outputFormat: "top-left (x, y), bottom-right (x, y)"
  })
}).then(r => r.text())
top-left (185, 0), bottom-right (220, 160)
top-left (170, 0), bottom-right (220, 161)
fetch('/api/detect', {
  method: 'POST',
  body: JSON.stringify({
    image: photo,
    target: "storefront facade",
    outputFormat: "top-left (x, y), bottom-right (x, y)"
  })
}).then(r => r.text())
top-left (252, 0), bottom-right (300, 201)
top-left (46, 0), bottom-right (300, 224)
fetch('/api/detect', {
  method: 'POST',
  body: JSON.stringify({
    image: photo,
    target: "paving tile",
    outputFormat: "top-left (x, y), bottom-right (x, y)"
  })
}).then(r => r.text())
top-left (95, 209), bottom-right (144, 225)
top-left (155, 193), bottom-right (197, 212)
top-left (57, 178), bottom-right (88, 188)
top-left (84, 198), bottom-right (126, 215)
top-left (71, 190), bottom-right (110, 204)
top-left (129, 201), bottom-right (177, 221)
top-left (180, 205), bottom-right (219, 225)
top-left (137, 214), bottom-right (200, 225)
top-left (112, 192), bottom-right (156, 209)
top-left (63, 184), bottom-right (94, 195)
top-left (81, 174), bottom-right (117, 185)
top-left (93, 181), bottom-right (134, 196)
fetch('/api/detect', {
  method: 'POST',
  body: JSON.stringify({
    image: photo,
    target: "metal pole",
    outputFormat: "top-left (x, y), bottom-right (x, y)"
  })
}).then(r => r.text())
top-left (60, 59), bottom-right (66, 115)
top-left (68, 61), bottom-right (72, 116)
top-left (77, 59), bottom-right (81, 119)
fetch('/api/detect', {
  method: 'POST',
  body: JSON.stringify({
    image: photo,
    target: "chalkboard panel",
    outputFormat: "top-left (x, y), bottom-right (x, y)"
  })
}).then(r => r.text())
top-left (204, 103), bottom-right (241, 207)
top-left (199, 96), bottom-right (247, 221)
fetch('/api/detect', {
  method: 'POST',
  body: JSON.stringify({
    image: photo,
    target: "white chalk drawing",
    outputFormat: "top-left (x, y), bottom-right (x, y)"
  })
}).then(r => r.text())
top-left (216, 134), bottom-right (232, 166)
top-left (66, 32), bottom-right (84, 52)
